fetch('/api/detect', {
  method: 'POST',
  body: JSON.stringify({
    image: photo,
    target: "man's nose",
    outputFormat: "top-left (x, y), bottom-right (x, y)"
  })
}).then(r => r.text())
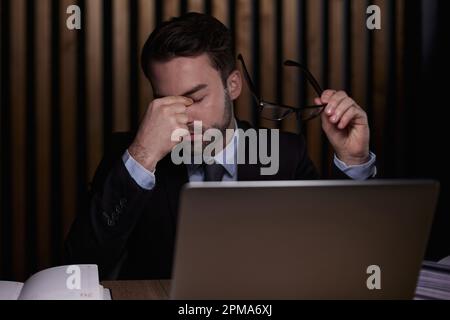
top-left (186, 107), bottom-right (197, 124)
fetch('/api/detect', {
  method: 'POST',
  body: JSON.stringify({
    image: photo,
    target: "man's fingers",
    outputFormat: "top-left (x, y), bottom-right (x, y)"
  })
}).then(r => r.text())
top-left (329, 97), bottom-right (356, 124)
top-left (337, 106), bottom-right (363, 129)
top-left (155, 96), bottom-right (194, 108)
top-left (325, 91), bottom-right (347, 114)
top-left (175, 113), bottom-right (189, 125)
top-left (160, 103), bottom-right (188, 115)
top-left (321, 90), bottom-right (337, 103)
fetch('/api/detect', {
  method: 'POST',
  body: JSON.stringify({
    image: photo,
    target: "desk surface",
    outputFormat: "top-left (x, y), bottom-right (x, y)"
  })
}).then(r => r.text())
top-left (102, 279), bottom-right (441, 300)
top-left (102, 258), bottom-right (450, 300)
top-left (104, 280), bottom-right (427, 300)
top-left (103, 280), bottom-right (171, 300)
top-left (102, 262), bottom-right (450, 300)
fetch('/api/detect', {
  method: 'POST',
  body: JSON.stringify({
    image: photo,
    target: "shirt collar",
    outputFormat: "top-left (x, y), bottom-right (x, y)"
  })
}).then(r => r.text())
top-left (187, 119), bottom-right (239, 178)
top-left (212, 120), bottom-right (239, 177)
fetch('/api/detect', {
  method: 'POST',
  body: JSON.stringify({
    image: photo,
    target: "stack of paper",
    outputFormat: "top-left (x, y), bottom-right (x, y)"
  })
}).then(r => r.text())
top-left (0, 265), bottom-right (111, 300)
top-left (415, 261), bottom-right (450, 300)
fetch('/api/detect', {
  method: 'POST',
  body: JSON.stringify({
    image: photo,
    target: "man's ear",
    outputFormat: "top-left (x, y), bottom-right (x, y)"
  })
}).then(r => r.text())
top-left (226, 70), bottom-right (242, 101)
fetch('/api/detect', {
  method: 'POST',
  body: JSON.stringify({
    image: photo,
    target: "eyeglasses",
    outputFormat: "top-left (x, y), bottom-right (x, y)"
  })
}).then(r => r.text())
top-left (237, 54), bottom-right (326, 122)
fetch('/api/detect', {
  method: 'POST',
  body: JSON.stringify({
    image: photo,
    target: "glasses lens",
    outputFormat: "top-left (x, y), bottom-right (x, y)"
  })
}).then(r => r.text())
top-left (260, 103), bottom-right (294, 121)
top-left (299, 105), bottom-right (325, 121)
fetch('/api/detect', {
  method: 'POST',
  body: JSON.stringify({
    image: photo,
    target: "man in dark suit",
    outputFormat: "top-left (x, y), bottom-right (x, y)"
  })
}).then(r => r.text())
top-left (65, 13), bottom-right (376, 280)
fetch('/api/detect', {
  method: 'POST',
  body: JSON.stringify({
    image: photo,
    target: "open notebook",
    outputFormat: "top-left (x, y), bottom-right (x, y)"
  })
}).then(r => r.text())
top-left (0, 265), bottom-right (111, 300)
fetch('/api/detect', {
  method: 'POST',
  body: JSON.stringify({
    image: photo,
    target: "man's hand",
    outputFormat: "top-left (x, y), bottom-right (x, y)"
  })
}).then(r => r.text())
top-left (128, 96), bottom-right (193, 172)
top-left (315, 90), bottom-right (370, 165)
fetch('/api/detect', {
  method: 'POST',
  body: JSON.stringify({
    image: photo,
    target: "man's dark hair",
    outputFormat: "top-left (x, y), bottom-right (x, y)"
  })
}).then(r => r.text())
top-left (141, 12), bottom-right (236, 84)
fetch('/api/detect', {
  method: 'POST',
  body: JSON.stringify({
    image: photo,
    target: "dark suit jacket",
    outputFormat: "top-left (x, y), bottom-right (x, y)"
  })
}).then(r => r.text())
top-left (65, 120), bottom-right (349, 280)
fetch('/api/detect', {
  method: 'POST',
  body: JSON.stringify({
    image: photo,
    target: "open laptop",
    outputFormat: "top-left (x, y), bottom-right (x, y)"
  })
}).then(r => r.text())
top-left (170, 180), bottom-right (440, 300)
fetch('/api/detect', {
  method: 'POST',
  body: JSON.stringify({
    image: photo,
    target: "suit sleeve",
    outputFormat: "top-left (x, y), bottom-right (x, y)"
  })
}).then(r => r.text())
top-left (292, 133), bottom-right (321, 180)
top-left (64, 135), bottom-right (154, 280)
top-left (292, 133), bottom-right (367, 180)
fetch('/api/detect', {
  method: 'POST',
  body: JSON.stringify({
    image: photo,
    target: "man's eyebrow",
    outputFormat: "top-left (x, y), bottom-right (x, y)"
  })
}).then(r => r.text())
top-left (181, 84), bottom-right (208, 97)
top-left (153, 84), bottom-right (208, 99)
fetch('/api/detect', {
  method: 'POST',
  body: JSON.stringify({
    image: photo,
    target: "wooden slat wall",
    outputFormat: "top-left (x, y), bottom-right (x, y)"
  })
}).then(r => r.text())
top-left (164, 0), bottom-right (180, 22)
top-left (86, 0), bottom-right (103, 181)
top-left (10, 0), bottom-right (27, 280)
top-left (351, 0), bottom-right (367, 110)
top-left (235, 0), bottom-right (253, 123)
top-left (281, 0), bottom-right (299, 133)
top-left (0, 0), bottom-right (407, 281)
top-left (372, 0), bottom-right (388, 171)
top-left (113, 0), bottom-right (130, 133)
top-left (259, 0), bottom-right (277, 130)
top-left (60, 0), bottom-right (78, 248)
top-left (138, 0), bottom-right (155, 119)
top-left (35, 0), bottom-right (52, 270)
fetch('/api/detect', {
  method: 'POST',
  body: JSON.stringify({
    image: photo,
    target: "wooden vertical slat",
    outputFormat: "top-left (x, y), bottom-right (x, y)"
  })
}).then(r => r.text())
top-left (372, 0), bottom-right (388, 161)
top-left (113, 0), bottom-right (130, 133)
top-left (351, 0), bottom-right (367, 109)
top-left (306, 0), bottom-right (324, 171)
top-left (0, 0), bottom-right (3, 276)
top-left (274, 0), bottom-right (282, 130)
top-left (329, 0), bottom-right (344, 91)
top-left (251, 0), bottom-right (260, 127)
top-left (205, 0), bottom-right (212, 15)
top-left (138, 0), bottom-right (155, 119)
top-left (60, 0), bottom-right (78, 239)
top-left (235, 0), bottom-right (253, 123)
top-left (342, 0), bottom-right (352, 93)
top-left (319, 0), bottom-right (330, 176)
top-left (35, 0), bottom-right (52, 270)
top-left (395, 0), bottom-right (406, 175)
top-left (86, 0), bottom-right (103, 181)
top-left (321, 0), bottom-right (345, 172)
top-left (281, 0), bottom-right (299, 133)
top-left (396, 0), bottom-right (405, 109)
top-left (188, 0), bottom-right (204, 13)
top-left (25, 0), bottom-right (38, 275)
top-left (10, 0), bottom-right (26, 280)
top-left (129, 0), bottom-right (140, 131)
top-left (180, 0), bottom-right (188, 15)
top-left (297, 0), bottom-right (308, 134)
top-left (212, 0), bottom-right (229, 25)
top-left (1, 0), bottom-right (14, 280)
top-left (76, 1), bottom-right (88, 219)
top-left (163, 0), bottom-right (179, 21)
top-left (229, 0), bottom-right (236, 48)
top-left (259, 0), bottom-right (276, 130)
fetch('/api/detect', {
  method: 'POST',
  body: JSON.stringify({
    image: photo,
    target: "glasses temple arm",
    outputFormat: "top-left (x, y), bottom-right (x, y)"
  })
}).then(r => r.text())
top-left (237, 54), bottom-right (261, 102)
top-left (284, 60), bottom-right (324, 95)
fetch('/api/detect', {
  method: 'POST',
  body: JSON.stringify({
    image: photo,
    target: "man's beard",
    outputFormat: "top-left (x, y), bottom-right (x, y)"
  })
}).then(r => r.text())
top-left (188, 90), bottom-right (234, 154)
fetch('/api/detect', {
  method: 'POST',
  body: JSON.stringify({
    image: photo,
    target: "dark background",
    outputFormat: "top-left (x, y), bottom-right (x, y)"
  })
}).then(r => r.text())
top-left (1, 0), bottom-right (449, 281)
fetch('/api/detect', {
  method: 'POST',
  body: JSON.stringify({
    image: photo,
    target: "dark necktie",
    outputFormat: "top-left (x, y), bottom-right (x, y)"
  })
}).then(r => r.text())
top-left (203, 163), bottom-right (225, 182)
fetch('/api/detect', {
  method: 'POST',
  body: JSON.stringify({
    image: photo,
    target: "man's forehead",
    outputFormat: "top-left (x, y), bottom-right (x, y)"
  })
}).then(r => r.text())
top-left (151, 54), bottom-right (215, 75)
top-left (150, 55), bottom-right (220, 96)
top-left (154, 84), bottom-right (208, 99)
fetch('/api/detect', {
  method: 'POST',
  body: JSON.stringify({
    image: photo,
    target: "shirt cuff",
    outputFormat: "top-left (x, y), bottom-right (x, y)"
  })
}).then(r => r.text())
top-left (122, 150), bottom-right (156, 190)
top-left (334, 152), bottom-right (377, 180)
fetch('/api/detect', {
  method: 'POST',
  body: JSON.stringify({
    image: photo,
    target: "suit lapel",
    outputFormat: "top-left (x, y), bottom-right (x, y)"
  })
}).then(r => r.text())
top-left (163, 159), bottom-right (189, 223)
top-left (236, 120), bottom-right (284, 181)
